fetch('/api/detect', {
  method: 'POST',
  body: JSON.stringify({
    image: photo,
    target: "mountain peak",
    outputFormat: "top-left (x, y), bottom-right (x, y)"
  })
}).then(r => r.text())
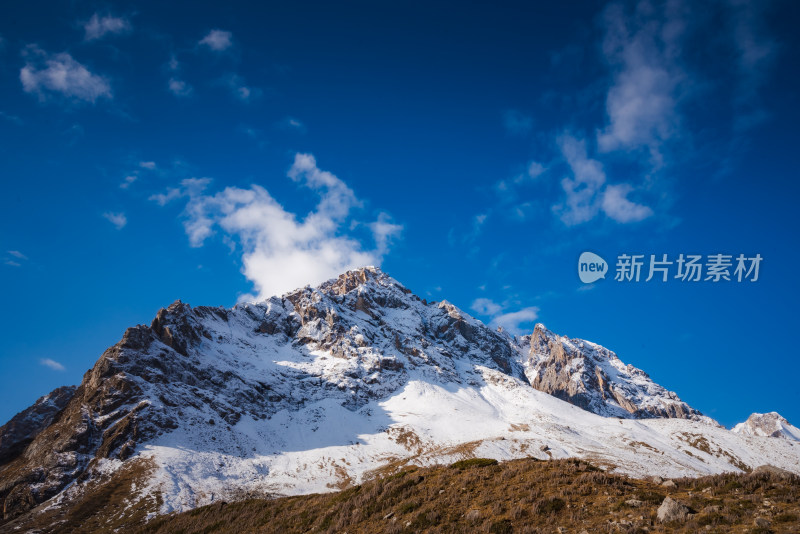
top-left (732, 412), bottom-right (800, 441)
top-left (313, 265), bottom-right (395, 297)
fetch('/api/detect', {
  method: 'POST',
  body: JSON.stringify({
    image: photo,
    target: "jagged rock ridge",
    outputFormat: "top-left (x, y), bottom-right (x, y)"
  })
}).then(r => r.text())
top-left (522, 324), bottom-right (706, 420)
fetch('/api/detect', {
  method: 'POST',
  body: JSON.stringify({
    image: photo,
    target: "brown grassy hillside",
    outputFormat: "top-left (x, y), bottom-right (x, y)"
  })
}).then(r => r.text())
top-left (137, 458), bottom-right (800, 534)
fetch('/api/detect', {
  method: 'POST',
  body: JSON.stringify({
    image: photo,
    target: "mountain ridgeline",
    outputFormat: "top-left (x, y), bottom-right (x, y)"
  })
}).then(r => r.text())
top-left (1, 267), bottom-right (798, 530)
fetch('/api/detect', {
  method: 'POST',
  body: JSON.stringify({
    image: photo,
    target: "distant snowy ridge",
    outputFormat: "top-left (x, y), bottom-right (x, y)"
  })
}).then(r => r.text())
top-left (732, 412), bottom-right (800, 441)
top-left (1, 266), bottom-right (799, 523)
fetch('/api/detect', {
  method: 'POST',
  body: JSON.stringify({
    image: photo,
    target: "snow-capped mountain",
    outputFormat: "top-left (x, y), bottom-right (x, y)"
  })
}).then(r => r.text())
top-left (732, 412), bottom-right (800, 441)
top-left (1, 267), bottom-right (799, 524)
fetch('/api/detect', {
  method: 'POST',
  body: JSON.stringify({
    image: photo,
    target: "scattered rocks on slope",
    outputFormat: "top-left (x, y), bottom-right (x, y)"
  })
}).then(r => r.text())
top-left (657, 496), bottom-right (690, 523)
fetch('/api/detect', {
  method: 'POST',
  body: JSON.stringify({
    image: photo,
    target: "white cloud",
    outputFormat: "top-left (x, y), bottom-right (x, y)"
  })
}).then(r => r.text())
top-left (601, 184), bottom-right (653, 223)
top-left (20, 46), bottom-right (111, 103)
top-left (140, 161), bottom-right (156, 170)
top-left (554, 134), bottom-right (652, 225)
top-left (199, 29), bottom-right (233, 51)
top-left (102, 211), bottom-right (127, 229)
top-left (554, 135), bottom-right (606, 225)
top-left (7, 250), bottom-right (27, 260)
top-left (84, 13), bottom-right (131, 41)
top-left (489, 307), bottom-right (540, 336)
top-left (40, 358), bottom-right (65, 371)
top-left (470, 297), bottom-right (503, 316)
top-left (168, 77), bottom-right (192, 97)
top-left (152, 154), bottom-right (401, 301)
top-left (469, 297), bottom-right (540, 336)
top-left (596, 1), bottom-right (684, 164)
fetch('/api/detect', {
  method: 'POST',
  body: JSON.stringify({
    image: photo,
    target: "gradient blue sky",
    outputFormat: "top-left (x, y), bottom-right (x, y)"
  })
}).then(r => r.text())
top-left (1, 0), bottom-right (798, 428)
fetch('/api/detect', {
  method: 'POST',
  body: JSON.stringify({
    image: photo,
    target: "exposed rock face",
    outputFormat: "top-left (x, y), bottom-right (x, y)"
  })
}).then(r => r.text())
top-left (523, 324), bottom-right (706, 420)
top-left (0, 385), bottom-right (76, 466)
top-left (657, 496), bottom-right (689, 523)
top-left (732, 412), bottom-right (800, 441)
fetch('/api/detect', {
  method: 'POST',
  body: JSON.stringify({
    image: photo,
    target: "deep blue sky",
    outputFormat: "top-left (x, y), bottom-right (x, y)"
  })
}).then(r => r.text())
top-left (1, 0), bottom-right (798, 428)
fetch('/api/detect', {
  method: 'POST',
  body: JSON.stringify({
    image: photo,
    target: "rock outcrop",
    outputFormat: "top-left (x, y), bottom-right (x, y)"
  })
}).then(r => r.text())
top-left (732, 412), bottom-right (800, 441)
top-left (523, 324), bottom-right (706, 420)
top-left (657, 496), bottom-right (690, 523)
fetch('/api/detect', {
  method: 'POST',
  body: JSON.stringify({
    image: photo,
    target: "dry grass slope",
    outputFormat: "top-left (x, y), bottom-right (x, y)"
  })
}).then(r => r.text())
top-left (136, 458), bottom-right (800, 534)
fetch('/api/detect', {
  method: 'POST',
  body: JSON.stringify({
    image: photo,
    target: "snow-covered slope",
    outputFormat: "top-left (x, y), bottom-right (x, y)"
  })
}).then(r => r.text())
top-left (732, 412), bottom-right (800, 441)
top-left (2, 267), bottom-right (799, 523)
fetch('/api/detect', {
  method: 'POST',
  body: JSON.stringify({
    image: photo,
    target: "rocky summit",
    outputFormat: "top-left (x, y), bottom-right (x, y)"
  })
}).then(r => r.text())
top-left (1, 267), bottom-right (799, 529)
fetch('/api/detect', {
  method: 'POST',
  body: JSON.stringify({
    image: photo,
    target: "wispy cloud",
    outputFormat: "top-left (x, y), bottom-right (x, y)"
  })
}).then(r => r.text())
top-left (469, 297), bottom-right (540, 336)
top-left (120, 160), bottom-right (157, 189)
top-left (554, 133), bottom-right (652, 226)
top-left (199, 29), bottom-right (233, 52)
top-left (224, 74), bottom-right (260, 102)
top-left (596, 1), bottom-right (685, 165)
top-left (489, 307), bottom-right (540, 336)
top-left (601, 183), bottom-right (653, 223)
top-left (4, 250), bottom-right (28, 267)
top-left (84, 13), bottom-right (131, 41)
top-left (553, 135), bottom-right (606, 225)
top-left (149, 177), bottom-right (210, 207)
top-left (470, 297), bottom-right (503, 316)
top-left (151, 154), bottom-right (402, 301)
top-left (503, 110), bottom-right (533, 136)
top-left (102, 211), bottom-right (127, 229)
top-left (470, 297), bottom-right (540, 336)
top-left (40, 358), bottom-right (65, 371)
top-left (164, 55), bottom-right (193, 98)
top-left (168, 77), bottom-right (192, 97)
top-left (20, 46), bottom-right (111, 103)
top-left (0, 111), bottom-right (23, 125)
top-left (727, 0), bottom-right (777, 132)
top-left (276, 117), bottom-right (306, 133)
